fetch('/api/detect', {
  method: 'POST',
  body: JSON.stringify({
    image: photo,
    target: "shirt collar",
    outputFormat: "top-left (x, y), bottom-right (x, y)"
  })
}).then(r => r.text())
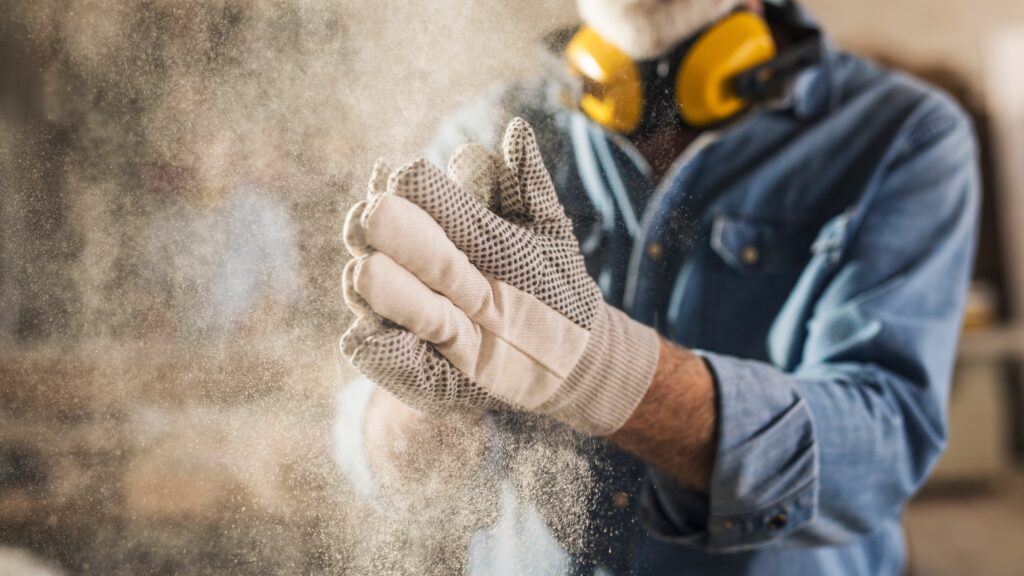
top-left (782, 1), bottom-right (837, 121)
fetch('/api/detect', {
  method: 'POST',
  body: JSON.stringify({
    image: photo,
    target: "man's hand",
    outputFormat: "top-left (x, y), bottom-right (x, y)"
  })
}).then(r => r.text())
top-left (340, 154), bottom-right (509, 414)
top-left (340, 118), bottom-right (661, 435)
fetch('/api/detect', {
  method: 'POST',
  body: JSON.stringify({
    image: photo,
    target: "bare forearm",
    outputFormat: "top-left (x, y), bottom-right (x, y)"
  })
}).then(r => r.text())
top-left (607, 339), bottom-right (717, 493)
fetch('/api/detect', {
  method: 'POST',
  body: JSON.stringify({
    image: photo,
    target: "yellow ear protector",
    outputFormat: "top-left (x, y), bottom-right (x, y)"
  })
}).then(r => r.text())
top-left (562, 6), bottom-right (822, 135)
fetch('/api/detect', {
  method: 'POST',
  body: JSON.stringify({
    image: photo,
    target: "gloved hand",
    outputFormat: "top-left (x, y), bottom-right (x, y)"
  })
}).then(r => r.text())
top-left (341, 118), bottom-right (661, 435)
top-left (340, 151), bottom-right (508, 414)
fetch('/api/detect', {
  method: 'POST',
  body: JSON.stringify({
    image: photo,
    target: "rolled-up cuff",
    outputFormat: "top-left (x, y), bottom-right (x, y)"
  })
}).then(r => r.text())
top-left (640, 351), bottom-right (819, 551)
top-left (551, 305), bottom-right (661, 436)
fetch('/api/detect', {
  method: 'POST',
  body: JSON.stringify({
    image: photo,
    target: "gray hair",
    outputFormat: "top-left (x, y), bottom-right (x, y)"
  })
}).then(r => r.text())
top-left (576, 0), bottom-right (743, 59)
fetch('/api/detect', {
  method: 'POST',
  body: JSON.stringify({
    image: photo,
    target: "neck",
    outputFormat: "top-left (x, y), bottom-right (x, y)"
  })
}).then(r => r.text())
top-left (630, 124), bottom-right (700, 182)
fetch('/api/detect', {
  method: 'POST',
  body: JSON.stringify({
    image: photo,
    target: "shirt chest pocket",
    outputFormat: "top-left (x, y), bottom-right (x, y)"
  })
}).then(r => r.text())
top-left (687, 216), bottom-right (822, 357)
top-left (710, 215), bottom-right (820, 276)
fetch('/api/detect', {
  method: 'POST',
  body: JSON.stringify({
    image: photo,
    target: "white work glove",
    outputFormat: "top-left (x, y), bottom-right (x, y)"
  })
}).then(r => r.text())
top-left (341, 118), bottom-right (661, 435)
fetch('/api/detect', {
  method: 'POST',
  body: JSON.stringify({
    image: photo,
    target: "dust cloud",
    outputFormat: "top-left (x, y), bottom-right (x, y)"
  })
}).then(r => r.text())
top-left (0, 0), bottom-right (607, 574)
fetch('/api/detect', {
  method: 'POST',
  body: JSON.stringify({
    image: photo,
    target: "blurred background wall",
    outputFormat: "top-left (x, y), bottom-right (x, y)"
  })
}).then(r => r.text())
top-left (811, 0), bottom-right (1024, 91)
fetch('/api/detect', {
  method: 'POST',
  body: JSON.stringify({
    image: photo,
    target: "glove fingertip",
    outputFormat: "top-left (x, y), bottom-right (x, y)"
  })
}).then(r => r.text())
top-left (501, 116), bottom-right (539, 171)
top-left (340, 314), bottom-right (384, 358)
top-left (343, 201), bottom-right (370, 257)
top-left (447, 143), bottom-right (499, 209)
top-left (342, 256), bottom-right (373, 318)
top-left (389, 157), bottom-right (436, 188)
top-left (368, 158), bottom-right (391, 199)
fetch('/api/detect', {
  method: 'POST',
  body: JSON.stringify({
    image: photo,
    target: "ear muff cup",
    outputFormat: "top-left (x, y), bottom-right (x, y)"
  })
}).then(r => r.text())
top-left (676, 11), bottom-right (777, 127)
top-left (566, 11), bottom-right (778, 133)
top-left (566, 27), bottom-right (644, 134)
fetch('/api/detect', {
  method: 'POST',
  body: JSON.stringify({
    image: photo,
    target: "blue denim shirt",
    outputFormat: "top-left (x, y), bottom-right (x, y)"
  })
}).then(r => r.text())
top-left (355, 8), bottom-right (980, 576)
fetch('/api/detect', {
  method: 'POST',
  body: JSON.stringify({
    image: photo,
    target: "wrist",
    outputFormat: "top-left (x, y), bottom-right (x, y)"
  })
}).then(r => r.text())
top-left (608, 340), bottom-right (717, 492)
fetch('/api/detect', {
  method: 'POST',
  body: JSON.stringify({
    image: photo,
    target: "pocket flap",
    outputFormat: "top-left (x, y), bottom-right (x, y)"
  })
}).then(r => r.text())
top-left (711, 215), bottom-right (818, 274)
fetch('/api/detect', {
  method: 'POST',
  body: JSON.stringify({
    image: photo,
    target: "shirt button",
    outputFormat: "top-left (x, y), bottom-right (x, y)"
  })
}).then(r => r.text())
top-left (741, 245), bottom-right (760, 265)
top-left (645, 242), bottom-right (663, 261)
top-left (767, 513), bottom-right (788, 531)
top-left (611, 492), bottom-right (631, 509)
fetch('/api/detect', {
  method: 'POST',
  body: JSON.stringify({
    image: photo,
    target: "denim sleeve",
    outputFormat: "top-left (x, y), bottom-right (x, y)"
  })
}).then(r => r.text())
top-left (642, 96), bottom-right (980, 551)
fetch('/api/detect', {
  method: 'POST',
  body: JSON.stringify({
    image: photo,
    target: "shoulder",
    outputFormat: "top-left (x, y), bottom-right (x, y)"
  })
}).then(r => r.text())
top-left (831, 52), bottom-right (974, 156)
top-left (830, 55), bottom-right (979, 228)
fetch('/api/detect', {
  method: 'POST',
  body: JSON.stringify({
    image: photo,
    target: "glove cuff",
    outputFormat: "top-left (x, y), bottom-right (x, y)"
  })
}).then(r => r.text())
top-left (547, 305), bottom-right (661, 436)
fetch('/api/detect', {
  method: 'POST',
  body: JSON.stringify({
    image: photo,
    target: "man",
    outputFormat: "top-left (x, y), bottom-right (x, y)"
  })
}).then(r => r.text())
top-left (335, 0), bottom-right (979, 573)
